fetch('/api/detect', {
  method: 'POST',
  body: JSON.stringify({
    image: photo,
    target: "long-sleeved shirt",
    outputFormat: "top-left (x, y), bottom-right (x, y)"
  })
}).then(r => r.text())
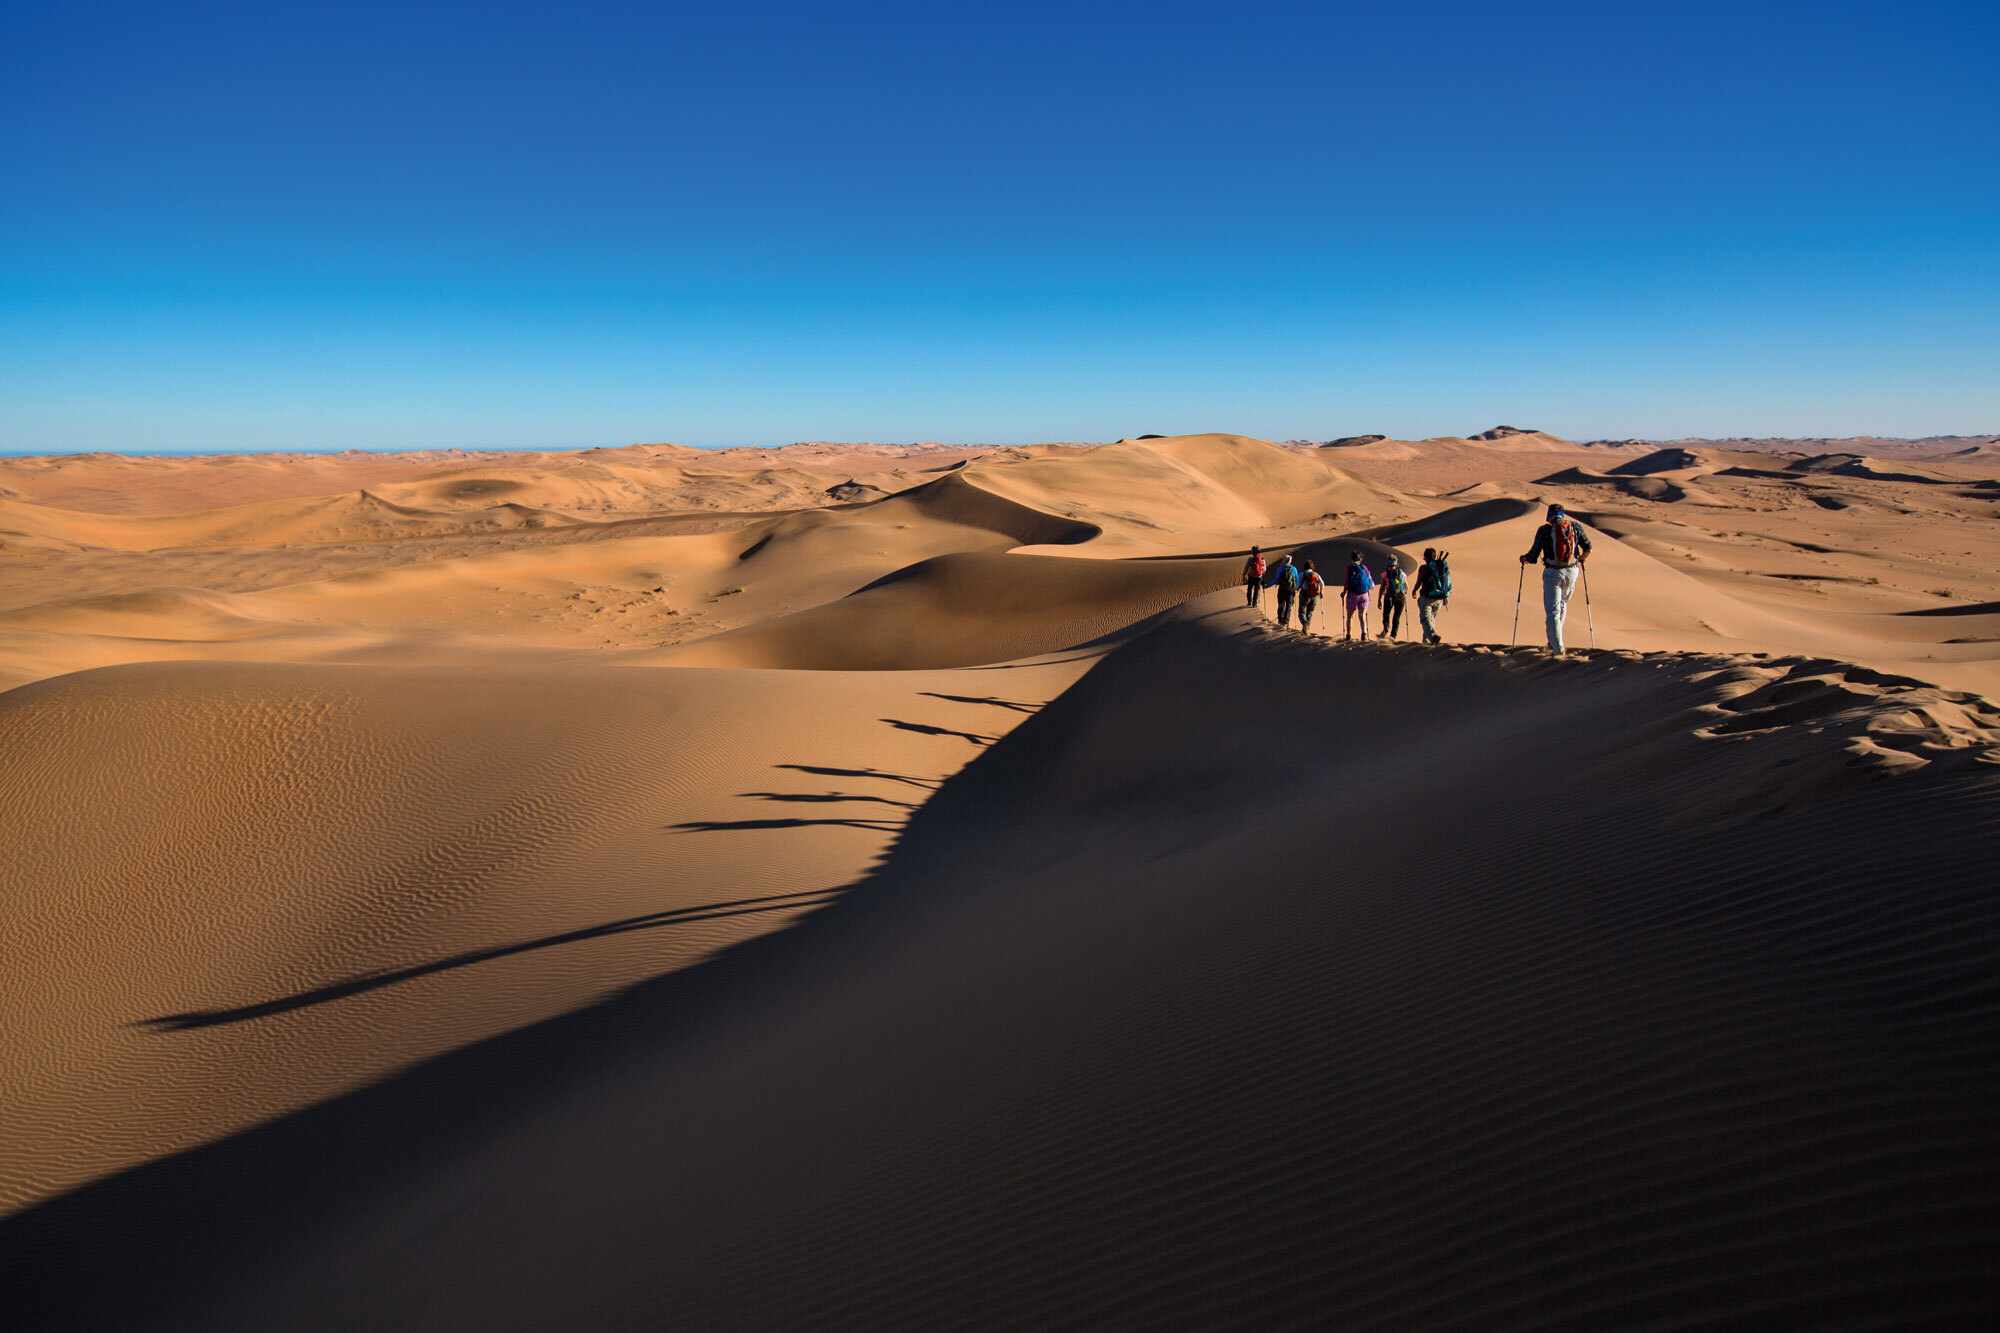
top-left (1523, 519), bottom-right (1593, 567)
top-left (1415, 562), bottom-right (1448, 599)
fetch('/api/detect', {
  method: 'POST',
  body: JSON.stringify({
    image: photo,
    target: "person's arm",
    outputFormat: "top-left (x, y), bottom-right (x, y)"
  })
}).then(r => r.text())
top-left (1577, 527), bottom-right (1593, 562)
top-left (1521, 525), bottom-right (1548, 564)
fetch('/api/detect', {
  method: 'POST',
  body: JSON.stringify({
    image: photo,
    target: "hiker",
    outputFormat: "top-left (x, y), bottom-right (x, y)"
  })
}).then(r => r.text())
top-left (1267, 553), bottom-right (1299, 627)
top-left (1341, 550), bottom-right (1374, 641)
top-left (1415, 547), bottom-right (1451, 644)
top-left (1298, 558), bottom-right (1324, 633)
top-left (1243, 545), bottom-right (1266, 608)
top-left (1377, 555), bottom-right (1408, 640)
top-left (1520, 504), bottom-right (1592, 654)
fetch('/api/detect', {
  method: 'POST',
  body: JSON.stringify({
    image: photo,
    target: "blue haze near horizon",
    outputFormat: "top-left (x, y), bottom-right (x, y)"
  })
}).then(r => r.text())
top-left (2, 0), bottom-right (1996, 456)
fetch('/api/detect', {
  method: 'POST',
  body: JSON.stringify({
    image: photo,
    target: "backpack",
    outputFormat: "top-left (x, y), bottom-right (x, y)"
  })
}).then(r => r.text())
top-left (1550, 517), bottom-right (1578, 565)
top-left (1425, 558), bottom-right (1451, 598)
top-left (1246, 553), bottom-right (1265, 580)
top-left (1383, 564), bottom-right (1407, 596)
top-left (1300, 570), bottom-right (1324, 599)
top-left (1278, 563), bottom-right (1300, 592)
top-left (1344, 563), bottom-right (1374, 595)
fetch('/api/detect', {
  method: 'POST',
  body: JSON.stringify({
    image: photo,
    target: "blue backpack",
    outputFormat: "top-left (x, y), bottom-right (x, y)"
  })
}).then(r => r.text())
top-left (1425, 557), bottom-right (1451, 598)
top-left (1344, 563), bottom-right (1374, 595)
top-left (1382, 564), bottom-right (1407, 596)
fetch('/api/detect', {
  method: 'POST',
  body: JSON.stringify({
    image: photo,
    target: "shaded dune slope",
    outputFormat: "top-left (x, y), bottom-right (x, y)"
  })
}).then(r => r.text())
top-left (654, 549), bottom-right (1242, 668)
top-left (893, 470), bottom-right (1103, 546)
top-left (6, 601), bottom-right (1999, 1329)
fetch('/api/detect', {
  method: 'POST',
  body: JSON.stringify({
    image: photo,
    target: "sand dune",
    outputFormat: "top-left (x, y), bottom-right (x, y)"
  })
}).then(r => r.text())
top-left (657, 550), bottom-right (1238, 669)
top-left (4, 430), bottom-right (2000, 1328)
top-left (957, 433), bottom-right (1422, 554)
top-left (5, 601), bottom-right (1997, 1329)
top-left (0, 652), bottom-right (1095, 1214)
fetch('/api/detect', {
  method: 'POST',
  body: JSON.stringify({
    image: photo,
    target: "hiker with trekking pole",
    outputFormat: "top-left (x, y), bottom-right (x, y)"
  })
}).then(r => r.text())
top-left (1518, 503), bottom-right (1592, 655)
top-left (1243, 545), bottom-right (1266, 609)
top-left (1378, 554), bottom-right (1408, 640)
top-left (1415, 548), bottom-right (1451, 644)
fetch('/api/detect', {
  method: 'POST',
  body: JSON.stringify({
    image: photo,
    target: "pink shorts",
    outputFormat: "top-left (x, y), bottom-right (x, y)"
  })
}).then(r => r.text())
top-left (1344, 592), bottom-right (1370, 614)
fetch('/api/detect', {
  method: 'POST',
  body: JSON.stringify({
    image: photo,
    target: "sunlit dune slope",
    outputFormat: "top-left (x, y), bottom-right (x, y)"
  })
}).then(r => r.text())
top-left (7, 600), bottom-right (1997, 1329)
top-left (0, 442), bottom-right (994, 517)
top-left (960, 433), bottom-right (1423, 553)
top-left (0, 650), bottom-right (1093, 1213)
top-left (0, 490), bottom-right (584, 554)
top-left (0, 469), bottom-right (1113, 688)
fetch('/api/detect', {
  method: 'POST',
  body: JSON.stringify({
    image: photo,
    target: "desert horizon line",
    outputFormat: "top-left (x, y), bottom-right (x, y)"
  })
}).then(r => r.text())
top-left (5, 424), bottom-right (1998, 462)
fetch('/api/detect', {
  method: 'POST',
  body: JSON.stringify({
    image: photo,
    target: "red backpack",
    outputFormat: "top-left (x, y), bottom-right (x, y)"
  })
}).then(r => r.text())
top-left (1301, 570), bottom-right (1324, 599)
top-left (1550, 517), bottom-right (1578, 565)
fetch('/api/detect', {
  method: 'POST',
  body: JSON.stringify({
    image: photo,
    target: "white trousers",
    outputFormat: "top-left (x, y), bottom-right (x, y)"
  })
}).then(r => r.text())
top-left (1542, 565), bottom-right (1580, 651)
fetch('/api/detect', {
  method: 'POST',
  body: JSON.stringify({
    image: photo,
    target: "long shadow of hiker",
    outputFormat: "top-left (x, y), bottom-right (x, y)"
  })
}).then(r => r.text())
top-left (915, 693), bottom-right (1041, 713)
top-left (881, 718), bottom-right (996, 745)
top-left (775, 763), bottom-right (940, 790)
top-left (137, 889), bottom-right (841, 1032)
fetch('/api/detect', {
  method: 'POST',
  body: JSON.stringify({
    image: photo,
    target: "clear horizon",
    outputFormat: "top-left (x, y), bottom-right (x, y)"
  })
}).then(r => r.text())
top-left (5, 0), bottom-right (1997, 455)
top-left (5, 424), bottom-right (2000, 463)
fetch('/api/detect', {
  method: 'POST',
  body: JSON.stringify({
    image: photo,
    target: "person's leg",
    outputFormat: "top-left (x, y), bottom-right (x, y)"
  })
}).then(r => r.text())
top-left (1417, 597), bottom-right (1434, 642)
top-left (1300, 598), bottom-right (1314, 632)
top-left (1543, 566), bottom-right (1564, 651)
top-left (1360, 594), bottom-right (1370, 639)
top-left (1544, 566), bottom-right (1579, 652)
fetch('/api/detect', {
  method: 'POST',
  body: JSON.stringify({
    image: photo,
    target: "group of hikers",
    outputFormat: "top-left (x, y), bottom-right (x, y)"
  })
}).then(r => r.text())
top-left (1243, 545), bottom-right (1452, 644)
top-left (1239, 504), bottom-right (1595, 654)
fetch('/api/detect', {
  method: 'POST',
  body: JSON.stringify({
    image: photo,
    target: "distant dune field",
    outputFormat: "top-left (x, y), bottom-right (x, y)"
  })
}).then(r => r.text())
top-left (3, 431), bottom-right (1999, 1328)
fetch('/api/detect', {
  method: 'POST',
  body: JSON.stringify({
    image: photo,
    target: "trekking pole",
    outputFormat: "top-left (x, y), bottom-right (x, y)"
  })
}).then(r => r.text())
top-left (1510, 562), bottom-right (1525, 645)
top-left (1582, 562), bottom-right (1596, 651)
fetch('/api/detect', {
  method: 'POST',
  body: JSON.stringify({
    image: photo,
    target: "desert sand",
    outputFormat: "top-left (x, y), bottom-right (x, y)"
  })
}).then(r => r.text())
top-left (3, 430), bottom-right (1998, 1328)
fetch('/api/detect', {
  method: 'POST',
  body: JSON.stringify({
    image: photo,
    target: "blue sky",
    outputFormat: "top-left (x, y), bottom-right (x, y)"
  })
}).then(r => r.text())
top-left (3, 0), bottom-right (1996, 452)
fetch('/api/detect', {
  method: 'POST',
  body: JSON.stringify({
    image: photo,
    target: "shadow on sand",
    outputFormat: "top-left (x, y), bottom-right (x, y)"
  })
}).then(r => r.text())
top-left (2, 739), bottom-right (981, 1330)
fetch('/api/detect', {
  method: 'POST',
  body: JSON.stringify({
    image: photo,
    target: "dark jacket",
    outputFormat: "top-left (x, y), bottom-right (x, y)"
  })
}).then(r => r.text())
top-left (1524, 519), bottom-right (1592, 567)
top-left (1415, 561), bottom-right (1448, 599)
